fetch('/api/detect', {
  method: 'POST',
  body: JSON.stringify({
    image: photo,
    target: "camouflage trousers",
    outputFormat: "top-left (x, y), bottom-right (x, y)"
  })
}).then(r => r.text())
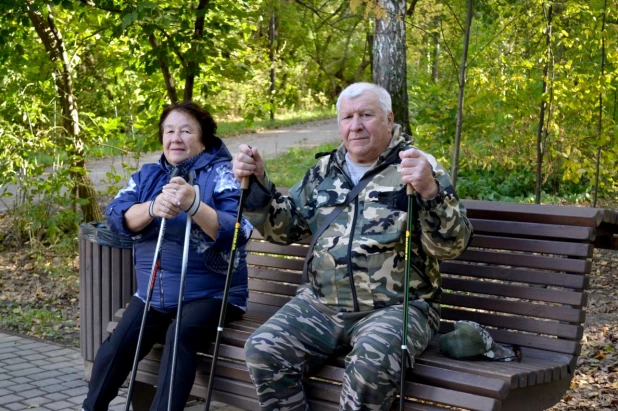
top-left (244, 287), bottom-right (436, 411)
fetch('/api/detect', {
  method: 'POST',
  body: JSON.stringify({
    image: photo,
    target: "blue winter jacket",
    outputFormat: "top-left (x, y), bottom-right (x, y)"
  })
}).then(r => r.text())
top-left (106, 138), bottom-right (252, 312)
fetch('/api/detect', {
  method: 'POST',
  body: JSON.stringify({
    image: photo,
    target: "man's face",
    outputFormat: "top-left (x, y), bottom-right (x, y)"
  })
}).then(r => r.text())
top-left (338, 93), bottom-right (394, 164)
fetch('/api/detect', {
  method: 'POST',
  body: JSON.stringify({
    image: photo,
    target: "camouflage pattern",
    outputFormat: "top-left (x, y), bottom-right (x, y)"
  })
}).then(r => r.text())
top-left (245, 286), bottom-right (434, 411)
top-left (244, 124), bottom-right (473, 328)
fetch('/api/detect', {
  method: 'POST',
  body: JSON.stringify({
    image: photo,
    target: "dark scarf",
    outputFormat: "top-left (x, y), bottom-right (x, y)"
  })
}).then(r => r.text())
top-left (162, 150), bottom-right (205, 182)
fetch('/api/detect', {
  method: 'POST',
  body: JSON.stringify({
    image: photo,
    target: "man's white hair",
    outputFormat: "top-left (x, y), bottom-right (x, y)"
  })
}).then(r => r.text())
top-left (336, 82), bottom-right (392, 119)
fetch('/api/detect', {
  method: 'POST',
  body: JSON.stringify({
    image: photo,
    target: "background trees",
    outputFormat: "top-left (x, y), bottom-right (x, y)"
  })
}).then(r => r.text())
top-left (0, 0), bottom-right (616, 245)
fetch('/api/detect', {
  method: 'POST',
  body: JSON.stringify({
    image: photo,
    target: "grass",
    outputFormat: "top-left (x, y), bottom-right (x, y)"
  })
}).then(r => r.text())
top-left (265, 142), bottom-right (339, 188)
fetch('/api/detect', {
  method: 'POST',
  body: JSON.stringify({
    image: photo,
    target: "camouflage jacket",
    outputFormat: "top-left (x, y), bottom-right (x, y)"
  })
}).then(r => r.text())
top-left (244, 125), bottom-right (472, 329)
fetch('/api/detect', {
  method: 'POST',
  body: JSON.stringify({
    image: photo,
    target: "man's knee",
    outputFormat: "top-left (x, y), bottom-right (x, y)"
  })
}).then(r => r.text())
top-left (244, 329), bottom-right (278, 376)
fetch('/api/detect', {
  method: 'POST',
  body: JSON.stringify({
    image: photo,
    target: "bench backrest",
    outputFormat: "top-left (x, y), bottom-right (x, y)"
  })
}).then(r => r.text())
top-left (245, 200), bottom-right (604, 363)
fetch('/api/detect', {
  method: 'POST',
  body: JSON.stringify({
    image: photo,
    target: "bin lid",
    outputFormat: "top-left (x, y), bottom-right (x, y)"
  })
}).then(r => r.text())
top-left (79, 221), bottom-right (134, 249)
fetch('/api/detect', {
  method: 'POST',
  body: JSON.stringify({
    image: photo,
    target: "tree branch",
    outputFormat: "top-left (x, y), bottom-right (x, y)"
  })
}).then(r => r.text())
top-left (407, 0), bottom-right (420, 17)
top-left (77, 0), bottom-right (122, 13)
top-left (184, 0), bottom-right (211, 101)
top-left (442, 0), bottom-right (464, 32)
top-left (468, 10), bottom-right (528, 67)
top-left (148, 33), bottom-right (178, 104)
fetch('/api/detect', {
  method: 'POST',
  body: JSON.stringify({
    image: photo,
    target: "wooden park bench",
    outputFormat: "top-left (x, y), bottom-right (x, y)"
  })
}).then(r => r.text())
top-left (79, 199), bottom-right (618, 411)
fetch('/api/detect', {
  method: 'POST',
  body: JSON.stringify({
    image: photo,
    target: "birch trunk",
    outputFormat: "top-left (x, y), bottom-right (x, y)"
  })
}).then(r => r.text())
top-left (373, 0), bottom-right (410, 134)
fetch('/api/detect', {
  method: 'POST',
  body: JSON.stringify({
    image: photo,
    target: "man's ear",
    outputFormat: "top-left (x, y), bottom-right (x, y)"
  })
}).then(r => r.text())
top-left (388, 111), bottom-right (394, 130)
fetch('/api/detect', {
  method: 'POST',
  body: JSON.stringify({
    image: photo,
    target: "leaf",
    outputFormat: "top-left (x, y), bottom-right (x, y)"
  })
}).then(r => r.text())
top-left (121, 12), bottom-right (135, 30)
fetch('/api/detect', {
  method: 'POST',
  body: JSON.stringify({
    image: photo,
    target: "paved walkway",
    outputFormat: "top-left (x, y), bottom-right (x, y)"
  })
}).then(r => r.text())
top-left (0, 332), bottom-right (240, 410)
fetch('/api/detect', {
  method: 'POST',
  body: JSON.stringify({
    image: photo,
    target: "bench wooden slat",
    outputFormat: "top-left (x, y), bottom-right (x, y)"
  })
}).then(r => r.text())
top-left (442, 277), bottom-right (587, 306)
top-left (441, 308), bottom-right (582, 340)
top-left (248, 291), bottom-right (293, 308)
top-left (438, 323), bottom-right (580, 356)
top-left (138, 343), bottom-right (500, 411)
top-left (440, 294), bottom-right (585, 323)
top-left (251, 230), bottom-right (312, 244)
top-left (248, 278), bottom-right (297, 296)
top-left (246, 240), bottom-right (309, 257)
top-left (458, 249), bottom-right (590, 274)
top-left (247, 254), bottom-right (304, 270)
top-left (468, 219), bottom-right (595, 241)
top-left (417, 342), bottom-right (572, 388)
top-left (470, 235), bottom-right (593, 257)
top-left (463, 200), bottom-right (604, 227)
top-left (249, 267), bottom-right (302, 284)
top-left (440, 262), bottom-right (588, 289)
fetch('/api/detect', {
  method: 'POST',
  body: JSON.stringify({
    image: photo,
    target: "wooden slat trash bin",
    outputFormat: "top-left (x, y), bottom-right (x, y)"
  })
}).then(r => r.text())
top-left (78, 221), bottom-right (135, 379)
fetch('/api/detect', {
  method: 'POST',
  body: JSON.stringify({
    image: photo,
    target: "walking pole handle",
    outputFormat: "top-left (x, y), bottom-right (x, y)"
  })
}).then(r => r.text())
top-left (240, 175), bottom-right (250, 190)
top-left (407, 184), bottom-right (415, 196)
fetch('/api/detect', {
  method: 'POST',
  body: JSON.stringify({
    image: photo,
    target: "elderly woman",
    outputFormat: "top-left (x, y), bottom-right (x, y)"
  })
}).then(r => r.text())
top-left (83, 101), bottom-right (252, 411)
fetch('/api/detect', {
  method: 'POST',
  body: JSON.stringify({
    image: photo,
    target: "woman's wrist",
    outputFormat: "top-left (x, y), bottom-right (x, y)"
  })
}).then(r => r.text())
top-left (148, 199), bottom-right (155, 218)
top-left (186, 192), bottom-right (200, 217)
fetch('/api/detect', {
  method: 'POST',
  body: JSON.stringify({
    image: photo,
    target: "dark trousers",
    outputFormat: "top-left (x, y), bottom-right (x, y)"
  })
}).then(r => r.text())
top-left (82, 296), bottom-right (243, 411)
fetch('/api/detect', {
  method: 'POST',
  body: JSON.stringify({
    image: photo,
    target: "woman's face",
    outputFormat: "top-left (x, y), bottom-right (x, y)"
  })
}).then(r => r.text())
top-left (161, 110), bottom-right (204, 165)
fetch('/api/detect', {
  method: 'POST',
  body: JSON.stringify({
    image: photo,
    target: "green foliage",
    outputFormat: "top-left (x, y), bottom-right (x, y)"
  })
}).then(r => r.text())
top-left (0, 302), bottom-right (75, 343)
top-left (265, 142), bottom-right (339, 188)
top-left (408, 0), bottom-right (618, 201)
top-left (0, 0), bottom-right (617, 250)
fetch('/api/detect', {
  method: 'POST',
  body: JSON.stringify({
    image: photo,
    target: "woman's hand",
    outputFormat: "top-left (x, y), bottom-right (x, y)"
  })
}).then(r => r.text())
top-left (158, 177), bottom-right (196, 217)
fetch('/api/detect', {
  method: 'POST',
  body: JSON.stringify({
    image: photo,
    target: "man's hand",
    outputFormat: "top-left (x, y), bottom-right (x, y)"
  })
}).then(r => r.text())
top-left (399, 148), bottom-right (438, 200)
top-left (233, 144), bottom-right (265, 182)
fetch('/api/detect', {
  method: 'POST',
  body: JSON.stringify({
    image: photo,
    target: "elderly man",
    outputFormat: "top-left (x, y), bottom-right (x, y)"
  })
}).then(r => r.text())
top-left (232, 82), bottom-right (472, 410)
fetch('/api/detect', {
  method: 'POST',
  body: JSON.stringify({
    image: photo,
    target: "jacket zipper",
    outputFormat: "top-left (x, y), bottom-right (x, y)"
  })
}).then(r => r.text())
top-left (338, 158), bottom-right (396, 313)
top-left (347, 195), bottom-right (360, 312)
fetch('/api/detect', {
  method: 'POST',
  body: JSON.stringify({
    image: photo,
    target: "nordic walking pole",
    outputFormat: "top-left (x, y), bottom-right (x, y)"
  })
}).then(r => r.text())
top-left (400, 184), bottom-right (414, 411)
top-left (204, 175), bottom-right (250, 410)
top-left (167, 173), bottom-right (199, 410)
top-left (125, 167), bottom-right (181, 411)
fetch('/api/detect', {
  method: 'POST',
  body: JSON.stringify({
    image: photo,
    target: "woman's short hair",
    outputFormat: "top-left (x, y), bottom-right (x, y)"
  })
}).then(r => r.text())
top-left (336, 82), bottom-right (392, 120)
top-left (158, 101), bottom-right (218, 148)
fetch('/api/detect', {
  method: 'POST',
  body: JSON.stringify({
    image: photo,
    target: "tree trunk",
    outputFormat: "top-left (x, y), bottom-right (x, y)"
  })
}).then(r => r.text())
top-left (431, 17), bottom-right (440, 82)
top-left (535, 4), bottom-right (553, 204)
top-left (593, 0), bottom-right (607, 208)
top-left (148, 34), bottom-right (179, 104)
top-left (269, 8), bottom-right (276, 121)
top-left (28, 5), bottom-right (102, 222)
top-left (184, 0), bottom-right (211, 102)
top-left (373, 0), bottom-right (410, 134)
top-left (450, 0), bottom-right (474, 188)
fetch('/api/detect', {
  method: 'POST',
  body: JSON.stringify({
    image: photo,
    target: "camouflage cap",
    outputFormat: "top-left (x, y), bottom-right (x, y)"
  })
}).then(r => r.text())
top-left (439, 320), bottom-right (519, 362)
